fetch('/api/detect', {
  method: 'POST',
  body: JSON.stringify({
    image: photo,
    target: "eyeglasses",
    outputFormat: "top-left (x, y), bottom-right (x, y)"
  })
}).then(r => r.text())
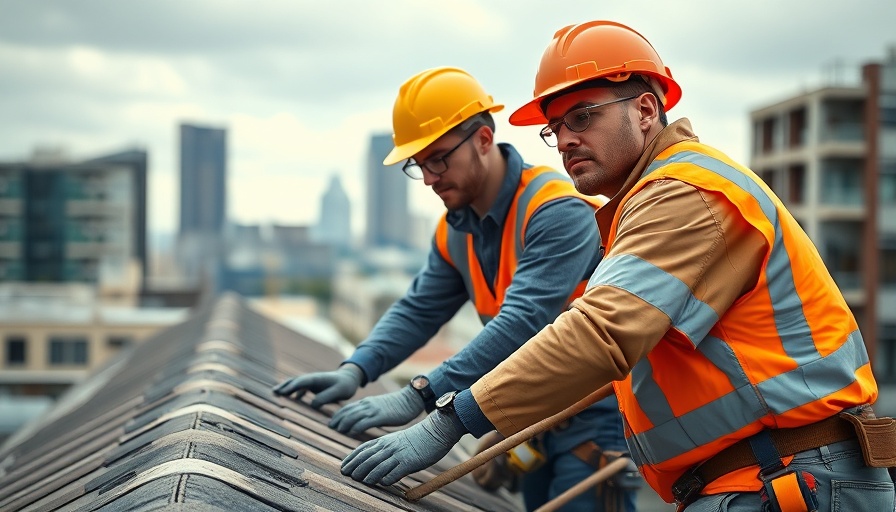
top-left (402, 129), bottom-right (478, 180)
top-left (539, 95), bottom-right (639, 147)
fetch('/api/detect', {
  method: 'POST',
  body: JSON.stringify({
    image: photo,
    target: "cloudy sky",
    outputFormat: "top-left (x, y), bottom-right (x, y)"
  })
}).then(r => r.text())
top-left (1, 1), bottom-right (894, 240)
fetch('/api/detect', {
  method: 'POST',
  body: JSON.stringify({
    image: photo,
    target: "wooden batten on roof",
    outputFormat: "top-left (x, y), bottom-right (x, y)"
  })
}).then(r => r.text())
top-left (0, 292), bottom-right (520, 511)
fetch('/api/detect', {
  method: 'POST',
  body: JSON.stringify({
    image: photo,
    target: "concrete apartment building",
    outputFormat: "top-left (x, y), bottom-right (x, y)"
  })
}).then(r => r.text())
top-left (749, 48), bottom-right (896, 397)
top-left (0, 148), bottom-right (148, 285)
top-left (0, 147), bottom-right (192, 441)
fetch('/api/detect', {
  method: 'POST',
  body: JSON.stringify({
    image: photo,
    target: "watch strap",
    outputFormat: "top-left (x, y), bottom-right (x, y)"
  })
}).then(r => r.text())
top-left (410, 375), bottom-right (437, 412)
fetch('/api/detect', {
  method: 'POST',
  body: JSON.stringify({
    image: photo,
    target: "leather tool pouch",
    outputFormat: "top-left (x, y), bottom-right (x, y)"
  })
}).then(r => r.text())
top-left (838, 412), bottom-right (896, 467)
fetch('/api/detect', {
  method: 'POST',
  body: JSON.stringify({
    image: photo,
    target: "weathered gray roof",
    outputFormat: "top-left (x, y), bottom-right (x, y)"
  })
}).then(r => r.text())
top-left (0, 293), bottom-right (519, 511)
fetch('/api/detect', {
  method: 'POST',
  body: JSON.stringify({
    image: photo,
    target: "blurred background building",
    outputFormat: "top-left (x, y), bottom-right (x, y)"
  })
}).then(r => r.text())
top-left (0, 147), bottom-right (147, 286)
top-left (749, 46), bottom-right (896, 410)
top-left (313, 174), bottom-right (352, 254)
top-left (0, 145), bottom-right (194, 443)
top-left (176, 123), bottom-right (227, 289)
top-left (365, 133), bottom-right (411, 250)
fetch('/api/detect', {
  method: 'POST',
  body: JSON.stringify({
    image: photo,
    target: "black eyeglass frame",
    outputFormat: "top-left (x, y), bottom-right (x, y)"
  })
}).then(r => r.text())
top-left (539, 95), bottom-right (639, 147)
top-left (402, 128), bottom-right (479, 180)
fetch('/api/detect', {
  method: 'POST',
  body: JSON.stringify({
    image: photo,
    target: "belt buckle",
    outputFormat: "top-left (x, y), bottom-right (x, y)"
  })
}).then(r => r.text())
top-left (671, 470), bottom-right (704, 505)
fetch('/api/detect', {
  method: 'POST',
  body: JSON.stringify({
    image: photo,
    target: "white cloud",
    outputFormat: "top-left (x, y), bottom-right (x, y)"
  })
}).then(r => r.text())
top-left (1, 0), bottom-right (894, 240)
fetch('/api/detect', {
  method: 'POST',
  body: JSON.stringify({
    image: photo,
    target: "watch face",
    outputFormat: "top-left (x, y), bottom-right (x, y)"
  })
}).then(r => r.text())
top-left (411, 375), bottom-right (429, 390)
top-left (436, 391), bottom-right (457, 409)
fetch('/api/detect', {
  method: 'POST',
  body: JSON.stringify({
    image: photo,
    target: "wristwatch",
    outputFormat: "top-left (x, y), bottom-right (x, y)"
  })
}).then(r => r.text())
top-left (435, 390), bottom-right (459, 411)
top-left (410, 375), bottom-right (437, 412)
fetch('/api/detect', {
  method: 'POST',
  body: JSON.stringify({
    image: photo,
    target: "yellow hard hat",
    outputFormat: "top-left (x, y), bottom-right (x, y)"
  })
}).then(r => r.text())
top-left (383, 67), bottom-right (504, 166)
top-left (509, 21), bottom-right (681, 126)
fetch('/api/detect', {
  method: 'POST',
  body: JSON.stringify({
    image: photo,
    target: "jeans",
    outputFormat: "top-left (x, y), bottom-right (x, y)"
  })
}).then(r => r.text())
top-left (684, 439), bottom-right (894, 512)
top-left (521, 395), bottom-right (637, 512)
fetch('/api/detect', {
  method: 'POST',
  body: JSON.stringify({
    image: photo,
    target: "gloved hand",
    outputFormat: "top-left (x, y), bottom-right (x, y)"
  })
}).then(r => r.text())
top-left (341, 407), bottom-right (468, 486)
top-left (272, 363), bottom-right (364, 409)
top-left (329, 385), bottom-right (425, 437)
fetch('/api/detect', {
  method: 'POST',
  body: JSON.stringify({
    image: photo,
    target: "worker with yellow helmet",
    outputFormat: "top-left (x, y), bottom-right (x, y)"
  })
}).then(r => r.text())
top-left (340, 21), bottom-right (895, 512)
top-left (275, 66), bottom-right (637, 511)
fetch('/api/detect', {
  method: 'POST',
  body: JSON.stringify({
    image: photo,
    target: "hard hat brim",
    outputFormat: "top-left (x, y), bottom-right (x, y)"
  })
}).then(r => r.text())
top-left (509, 75), bottom-right (681, 126)
top-left (508, 98), bottom-right (550, 127)
top-left (383, 104), bottom-right (504, 165)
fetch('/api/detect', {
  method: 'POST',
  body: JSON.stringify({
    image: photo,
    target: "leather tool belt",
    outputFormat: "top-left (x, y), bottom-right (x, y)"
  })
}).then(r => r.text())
top-left (672, 409), bottom-right (896, 507)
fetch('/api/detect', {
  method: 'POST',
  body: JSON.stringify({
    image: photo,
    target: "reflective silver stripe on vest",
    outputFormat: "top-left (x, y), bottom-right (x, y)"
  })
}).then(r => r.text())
top-left (444, 169), bottom-right (571, 326)
top-left (628, 330), bottom-right (867, 465)
top-left (593, 148), bottom-right (868, 466)
top-left (514, 171), bottom-right (575, 259)
top-left (642, 151), bottom-right (819, 363)
top-left (586, 254), bottom-right (719, 344)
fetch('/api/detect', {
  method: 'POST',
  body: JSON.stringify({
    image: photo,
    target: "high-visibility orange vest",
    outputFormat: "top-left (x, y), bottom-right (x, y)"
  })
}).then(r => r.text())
top-left (600, 141), bottom-right (877, 502)
top-left (436, 166), bottom-right (603, 324)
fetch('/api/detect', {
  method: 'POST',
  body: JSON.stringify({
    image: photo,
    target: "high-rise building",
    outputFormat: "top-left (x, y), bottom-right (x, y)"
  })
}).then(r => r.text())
top-left (177, 123), bottom-right (227, 285)
top-left (749, 47), bottom-right (896, 386)
top-left (179, 124), bottom-right (227, 235)
top-left (315, 174), bottom-right (352, 250)
top-left (365, 133), bottom-right (410, 249)
top-left (0, 148), bottom-right (148, 285)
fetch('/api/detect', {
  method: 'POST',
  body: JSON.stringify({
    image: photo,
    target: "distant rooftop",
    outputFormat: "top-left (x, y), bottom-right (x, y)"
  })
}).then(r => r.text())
top-left (0, 283), bottom-right (188, 325)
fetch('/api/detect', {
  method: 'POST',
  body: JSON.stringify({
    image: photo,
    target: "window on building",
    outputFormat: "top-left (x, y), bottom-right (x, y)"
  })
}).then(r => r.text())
top-left (821, 158), bottom-right (864, 206)
top-left (883, 238), bottom-right (896, 287)
top-left (882, 106), bottom-right (896, 127)
top-left (48, 336), bottom-right (89, 365)
top-left (788, 164), bottom-right (805, 204)
top-left (788, 108), bottom-right (807, 148)
top-left (823, 99), bottom-right (864, 141)
top-left (883, 159), bottom-right (896, 206)
top-left (107, 335), bottom-right (134, 349)
top-left (759, 170), bottom-right (775, 192)
top-left (875, 324), bottom-right (896, 384)
top-left (761, 118), bottom-right (777, 154)
top-left (823, 220), bottom-right (862, 291)
top-left (6, 336), bottom-right (26, 365)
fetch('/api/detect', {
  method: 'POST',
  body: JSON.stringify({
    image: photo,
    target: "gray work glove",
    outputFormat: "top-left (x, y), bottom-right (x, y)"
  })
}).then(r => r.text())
top-left (329, 385), bottom-right (425, 437)
top-left (272, 363), bottom-right (364, 409)
top-left (341, 408), bottom-right (468, 486)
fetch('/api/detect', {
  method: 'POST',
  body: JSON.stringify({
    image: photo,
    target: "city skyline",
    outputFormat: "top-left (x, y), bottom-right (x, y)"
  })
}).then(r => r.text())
top-left (1, 1), bottom-right (894, 239)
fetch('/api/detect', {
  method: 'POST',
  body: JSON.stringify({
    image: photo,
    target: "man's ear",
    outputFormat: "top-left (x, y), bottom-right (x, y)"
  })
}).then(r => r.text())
top-left (475, 125), bottom-right (494, 154)
top-left (636, 93), bottom-right (659, 128)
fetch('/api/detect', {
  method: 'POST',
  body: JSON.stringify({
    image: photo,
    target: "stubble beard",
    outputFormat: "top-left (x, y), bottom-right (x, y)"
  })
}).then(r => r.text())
top-left (440, 158), bottom-right (483, 211)
top-left (570, 113), bottom-right (642, 197)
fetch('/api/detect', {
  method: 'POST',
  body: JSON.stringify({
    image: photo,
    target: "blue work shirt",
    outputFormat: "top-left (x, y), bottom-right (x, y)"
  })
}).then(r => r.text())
top-left (346, 143), bottom-right (610, 448)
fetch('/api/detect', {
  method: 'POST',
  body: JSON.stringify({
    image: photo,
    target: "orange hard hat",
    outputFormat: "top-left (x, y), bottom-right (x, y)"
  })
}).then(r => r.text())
top-left (383, 67), bottom-right (504, 165)
top-left (509, 20), bottom-right (681, 126)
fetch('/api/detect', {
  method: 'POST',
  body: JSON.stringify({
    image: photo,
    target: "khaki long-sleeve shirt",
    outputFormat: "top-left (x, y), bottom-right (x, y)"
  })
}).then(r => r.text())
top-left (464, 119), bottom-right (767, 436)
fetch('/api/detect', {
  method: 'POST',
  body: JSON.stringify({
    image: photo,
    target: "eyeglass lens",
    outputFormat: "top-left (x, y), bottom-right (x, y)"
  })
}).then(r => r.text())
top-left (540, 95), bottom-right (638, 147)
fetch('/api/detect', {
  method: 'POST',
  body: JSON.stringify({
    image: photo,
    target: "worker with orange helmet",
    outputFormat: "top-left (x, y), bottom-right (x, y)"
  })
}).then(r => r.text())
top-left (275, 66), bottom-right (637, 511)
top-left (340, 21), bottom-right (896, 512)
